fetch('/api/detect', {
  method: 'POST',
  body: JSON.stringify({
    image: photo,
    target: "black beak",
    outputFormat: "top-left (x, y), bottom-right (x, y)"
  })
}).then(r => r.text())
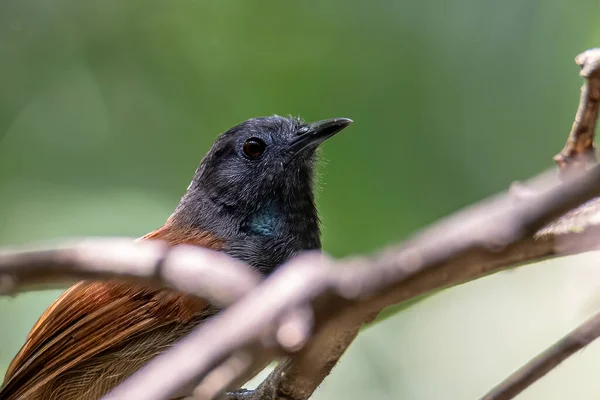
top-left (289, 117), bottom-right (353, 155)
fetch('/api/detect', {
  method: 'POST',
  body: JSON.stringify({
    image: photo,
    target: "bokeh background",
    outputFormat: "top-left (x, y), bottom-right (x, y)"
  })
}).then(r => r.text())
top-left (2, 1), bottom-right (600, 399)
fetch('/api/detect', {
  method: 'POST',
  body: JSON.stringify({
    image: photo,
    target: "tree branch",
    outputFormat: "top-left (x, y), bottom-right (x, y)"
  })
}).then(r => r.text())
top-left (479, 310), bottom-right (600, 400)
top-left (99, 161), bottom-right (600, 400)
top-left (554, 48), bottom-right (600, 176)
top-left (3, 166), bottom-right (598, 400)
top-left (0, 239), bottom-right (260, 307)
top-left (2, 144), bottom-right (600, 400)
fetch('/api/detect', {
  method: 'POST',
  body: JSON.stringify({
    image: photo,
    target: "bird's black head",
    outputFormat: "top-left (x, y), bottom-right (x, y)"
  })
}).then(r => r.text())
top-left (172, 115), bottom-right (352, 274)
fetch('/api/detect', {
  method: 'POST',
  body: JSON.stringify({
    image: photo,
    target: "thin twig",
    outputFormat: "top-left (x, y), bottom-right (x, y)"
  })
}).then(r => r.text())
top-left (554, 48), bottom-right (600, 176)
top-left (480, 311), bottom-right (600, 400)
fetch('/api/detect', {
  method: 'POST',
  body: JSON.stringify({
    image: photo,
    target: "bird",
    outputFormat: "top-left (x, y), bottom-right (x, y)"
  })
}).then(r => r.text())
top-left (0, 115), bottom-right (352, 400)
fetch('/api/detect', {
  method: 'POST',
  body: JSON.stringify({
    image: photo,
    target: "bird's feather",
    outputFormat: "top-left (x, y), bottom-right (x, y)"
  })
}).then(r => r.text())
top-left (0, 221), bottom-right (222, 400)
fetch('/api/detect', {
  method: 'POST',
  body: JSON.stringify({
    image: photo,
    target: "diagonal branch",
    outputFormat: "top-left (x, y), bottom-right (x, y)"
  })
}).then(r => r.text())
top-left (479, 310), bottom-right (600, 400)
top-left (2, 150), bottom-right (600, 400)
top-left (103, 163), bottom-right (600, 400)
top-left (2, 167), bottom-right (598, 400)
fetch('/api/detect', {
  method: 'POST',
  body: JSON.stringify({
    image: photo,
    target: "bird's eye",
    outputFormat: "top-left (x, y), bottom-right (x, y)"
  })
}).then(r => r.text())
top-left (242, 138), bottom-right (266, 159)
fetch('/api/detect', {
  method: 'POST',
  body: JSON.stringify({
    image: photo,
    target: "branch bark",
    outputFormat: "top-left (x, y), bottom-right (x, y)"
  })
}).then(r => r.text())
top-left (554, 48), bottom-right (600, 176)
top-left (0, 239), bottom-right (260, 307)
top-left (479, 310), bottom-right (600, 400)
top-left (2, 163), bottom-right (598, 400)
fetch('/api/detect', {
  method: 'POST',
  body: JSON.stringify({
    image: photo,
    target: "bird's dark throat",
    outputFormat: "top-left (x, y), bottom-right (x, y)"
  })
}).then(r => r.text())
top-left (171, 186), bottom-right (321, 275)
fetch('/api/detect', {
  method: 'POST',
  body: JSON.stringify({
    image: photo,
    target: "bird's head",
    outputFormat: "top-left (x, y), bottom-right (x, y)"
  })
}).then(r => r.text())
top-left (173, 115), bottom-right (352, 273)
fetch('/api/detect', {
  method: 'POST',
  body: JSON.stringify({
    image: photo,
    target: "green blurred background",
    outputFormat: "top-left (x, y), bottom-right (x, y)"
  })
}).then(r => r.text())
top-left (2, 0), bottom-right (600, 399)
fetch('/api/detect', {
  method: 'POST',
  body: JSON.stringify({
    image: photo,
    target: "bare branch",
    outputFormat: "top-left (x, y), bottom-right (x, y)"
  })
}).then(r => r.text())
top-left (554, 48), bottom-right (600, 176)
top-left (0, 239), bottom-right (260, 307)
top-left (2, 168), bottom-right (600, 400)
top-left (480, 311), bottom-right (600, 400)
top-left (104, 163), bottom-right (600, 400)
top-left (103, 252), bottom-right (333, 400)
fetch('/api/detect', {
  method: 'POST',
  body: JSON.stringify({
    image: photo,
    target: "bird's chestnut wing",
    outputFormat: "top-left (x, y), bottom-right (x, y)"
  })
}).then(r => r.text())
top-left (0, 224), bottom-right (222, 399)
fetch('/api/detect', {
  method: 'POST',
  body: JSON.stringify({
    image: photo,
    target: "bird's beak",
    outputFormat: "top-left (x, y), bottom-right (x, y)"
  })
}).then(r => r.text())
top-left (289, 117), bottom-right (353, 156)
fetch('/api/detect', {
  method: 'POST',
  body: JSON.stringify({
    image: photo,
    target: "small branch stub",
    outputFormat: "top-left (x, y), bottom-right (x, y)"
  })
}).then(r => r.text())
top-left (554, 48), bottom-right (600, 177)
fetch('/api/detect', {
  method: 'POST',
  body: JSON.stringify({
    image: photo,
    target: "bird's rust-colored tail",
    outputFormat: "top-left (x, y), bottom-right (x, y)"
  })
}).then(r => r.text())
top-left (0, 221), bottom-right (223, 400)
